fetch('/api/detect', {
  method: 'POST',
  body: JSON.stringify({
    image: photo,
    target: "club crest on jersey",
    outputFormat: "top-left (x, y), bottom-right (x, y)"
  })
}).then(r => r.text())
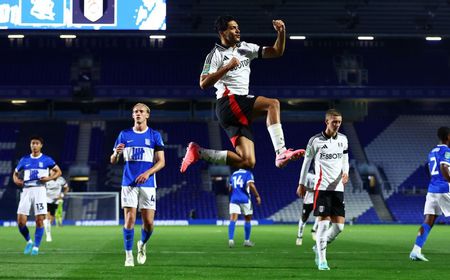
top-left (145, 138), bottom-right (150, 146)
top-left (39, 162), bottom-right (43, 168)
top-left (319, 206), bottom-right (325, 213)
top-left (445, 152), bottom-right (450, 159)
top-left (338, 142), bottom-right (343, 147)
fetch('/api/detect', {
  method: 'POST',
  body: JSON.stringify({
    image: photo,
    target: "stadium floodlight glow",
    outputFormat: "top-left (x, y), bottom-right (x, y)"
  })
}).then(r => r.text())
top-left (149, 35), bottom-right (166, 39)
top-left (60, 34), bottom-right (77, 39)
top-left (11, 100), bottom-right (27, 104)
top-left (289, 35), bottom-right (306, 40)
top-left (8, 34), bottom-right (24, 39)
top-left (358, 36), bottom-right (374, 40)
top-left (426, 36), bottom-right (442, 41)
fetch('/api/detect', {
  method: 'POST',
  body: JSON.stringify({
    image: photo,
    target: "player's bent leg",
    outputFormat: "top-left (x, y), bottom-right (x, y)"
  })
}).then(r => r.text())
top-left (252, 96), bottom-right (305, 168)
top-left (180, 142), bottom-right (231, 172)
top-left (228, 137), bottom-right (256, 169)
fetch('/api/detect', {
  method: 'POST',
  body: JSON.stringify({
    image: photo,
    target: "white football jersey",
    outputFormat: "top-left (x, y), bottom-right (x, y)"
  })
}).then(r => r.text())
top-left (299, 131), bottom-right (349, 192)
top-left (201, 41), bottom-right (261, 99)
top-left (46, 176), bottom-right (67, 203)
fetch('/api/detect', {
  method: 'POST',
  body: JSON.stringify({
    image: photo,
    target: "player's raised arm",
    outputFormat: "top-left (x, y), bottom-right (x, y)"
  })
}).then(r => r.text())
top-left (262, 20), bottom-right (286, 59)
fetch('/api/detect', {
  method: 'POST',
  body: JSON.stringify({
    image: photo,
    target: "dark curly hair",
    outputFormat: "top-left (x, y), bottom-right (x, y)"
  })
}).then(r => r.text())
top-left (214, 15), bottom-right (237, 33)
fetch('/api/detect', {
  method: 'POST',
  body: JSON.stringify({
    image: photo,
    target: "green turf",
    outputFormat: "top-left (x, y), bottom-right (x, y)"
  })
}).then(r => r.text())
top-left (0, 225), bottom-right (449, 279)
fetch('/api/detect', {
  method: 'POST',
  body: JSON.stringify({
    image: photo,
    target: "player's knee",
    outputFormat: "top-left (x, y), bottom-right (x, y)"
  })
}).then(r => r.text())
top-left (17, 220), bottom-right (26, 227)
top-left (269, 98), bottom-right (280, 111)
top-left (242, 158), bottom-right (256, 169)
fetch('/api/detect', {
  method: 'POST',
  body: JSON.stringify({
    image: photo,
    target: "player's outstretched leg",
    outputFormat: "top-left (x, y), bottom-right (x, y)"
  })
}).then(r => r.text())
top-left (180, 142), bottom-right (228, 173)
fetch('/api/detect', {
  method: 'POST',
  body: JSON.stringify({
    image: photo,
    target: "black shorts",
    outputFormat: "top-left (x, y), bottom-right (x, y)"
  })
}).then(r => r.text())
top-left (313, 191), bottom-right (345, 217)
top-left (302, 203), bottom-right (314, 220)
top-left (216, 93), bottom-right (256, 147)
top-left (47, 203), bottom-right (58, 216)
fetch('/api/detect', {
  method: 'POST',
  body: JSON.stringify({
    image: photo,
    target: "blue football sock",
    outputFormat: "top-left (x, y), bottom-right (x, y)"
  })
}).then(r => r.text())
top-left (244, 222), bottom-right (251, 241)
top-left (18, 225), bottom-right (31, 242)
top-left (123, 228), bottom-right (134, 251)
top-left (141, 228), bottom-right (153, 244)
top-left (34, 227), bottom-right (44, 247)
top-left (415, 223), bottom-right (431, 248)
top-left (228, 221), bottom-right (236, 240)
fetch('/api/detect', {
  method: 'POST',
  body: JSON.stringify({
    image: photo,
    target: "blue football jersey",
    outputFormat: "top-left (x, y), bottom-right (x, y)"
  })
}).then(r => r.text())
top-left (428, 144), bottom-right (450, 193)
top-left (15, 154), bottom-right (56, 188)
top-left (114, 127), bottom-right (164, 188)
top-left (229, 169), bottom-right (255, 204)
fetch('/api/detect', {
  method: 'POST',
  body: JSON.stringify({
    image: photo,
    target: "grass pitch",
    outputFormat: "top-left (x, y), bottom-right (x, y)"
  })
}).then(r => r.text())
top-left (1, 225), bottom-right (449, 279)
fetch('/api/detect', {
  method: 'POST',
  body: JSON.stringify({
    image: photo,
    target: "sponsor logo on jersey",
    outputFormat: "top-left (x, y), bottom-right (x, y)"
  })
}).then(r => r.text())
top-left (231, 58), bottom-right (250, 71)
top-left (223, 55), bottom-right (229, 60)
top-left (319, 153), bottom-right (343, 160)
top-left (322, 144), bottom-right (328, 149)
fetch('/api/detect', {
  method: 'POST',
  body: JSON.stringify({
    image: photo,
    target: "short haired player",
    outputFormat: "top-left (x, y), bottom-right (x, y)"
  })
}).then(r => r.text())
top-left (228, 169), bottom-right (261, 248)
top-left (111, 103), bottom-right (165, 267)
top-left (409, 127), bottom-right (450, 261)
top-left (13, 136), bottom-right (62, 255)
top-left (180, 15), bottom-right (304, 173)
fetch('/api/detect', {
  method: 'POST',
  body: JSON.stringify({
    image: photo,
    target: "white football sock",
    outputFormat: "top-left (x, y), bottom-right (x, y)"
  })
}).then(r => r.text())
top-left (44, 219), bottom-right (51, 236)
top-left (312, 217), bottom-right (319, 232)
top-left (126, 250), bottom-right (133, 258)
top-left (413, 244), bottom-right (421, 254)
top-left (316, 220), bottom-right (330, 264)
top-left (297, 219), bottom-right (306, 238)
top-left (267, 123), bottom-right (286, 154)
top-left (326, 223), bottom-right (344, 244)
top-left (199, 148), bottom-right (227, 165)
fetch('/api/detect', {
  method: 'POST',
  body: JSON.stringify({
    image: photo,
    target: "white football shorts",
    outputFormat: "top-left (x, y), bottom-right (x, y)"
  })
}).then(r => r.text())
top-left (229, 201), bottom-right (253, 216)
top-left (17, 187), bottom-right (48, 216)
top-left (121, 186), bottom-right (156, 210)
top-left (424, 192), bottom-right (450, 217)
